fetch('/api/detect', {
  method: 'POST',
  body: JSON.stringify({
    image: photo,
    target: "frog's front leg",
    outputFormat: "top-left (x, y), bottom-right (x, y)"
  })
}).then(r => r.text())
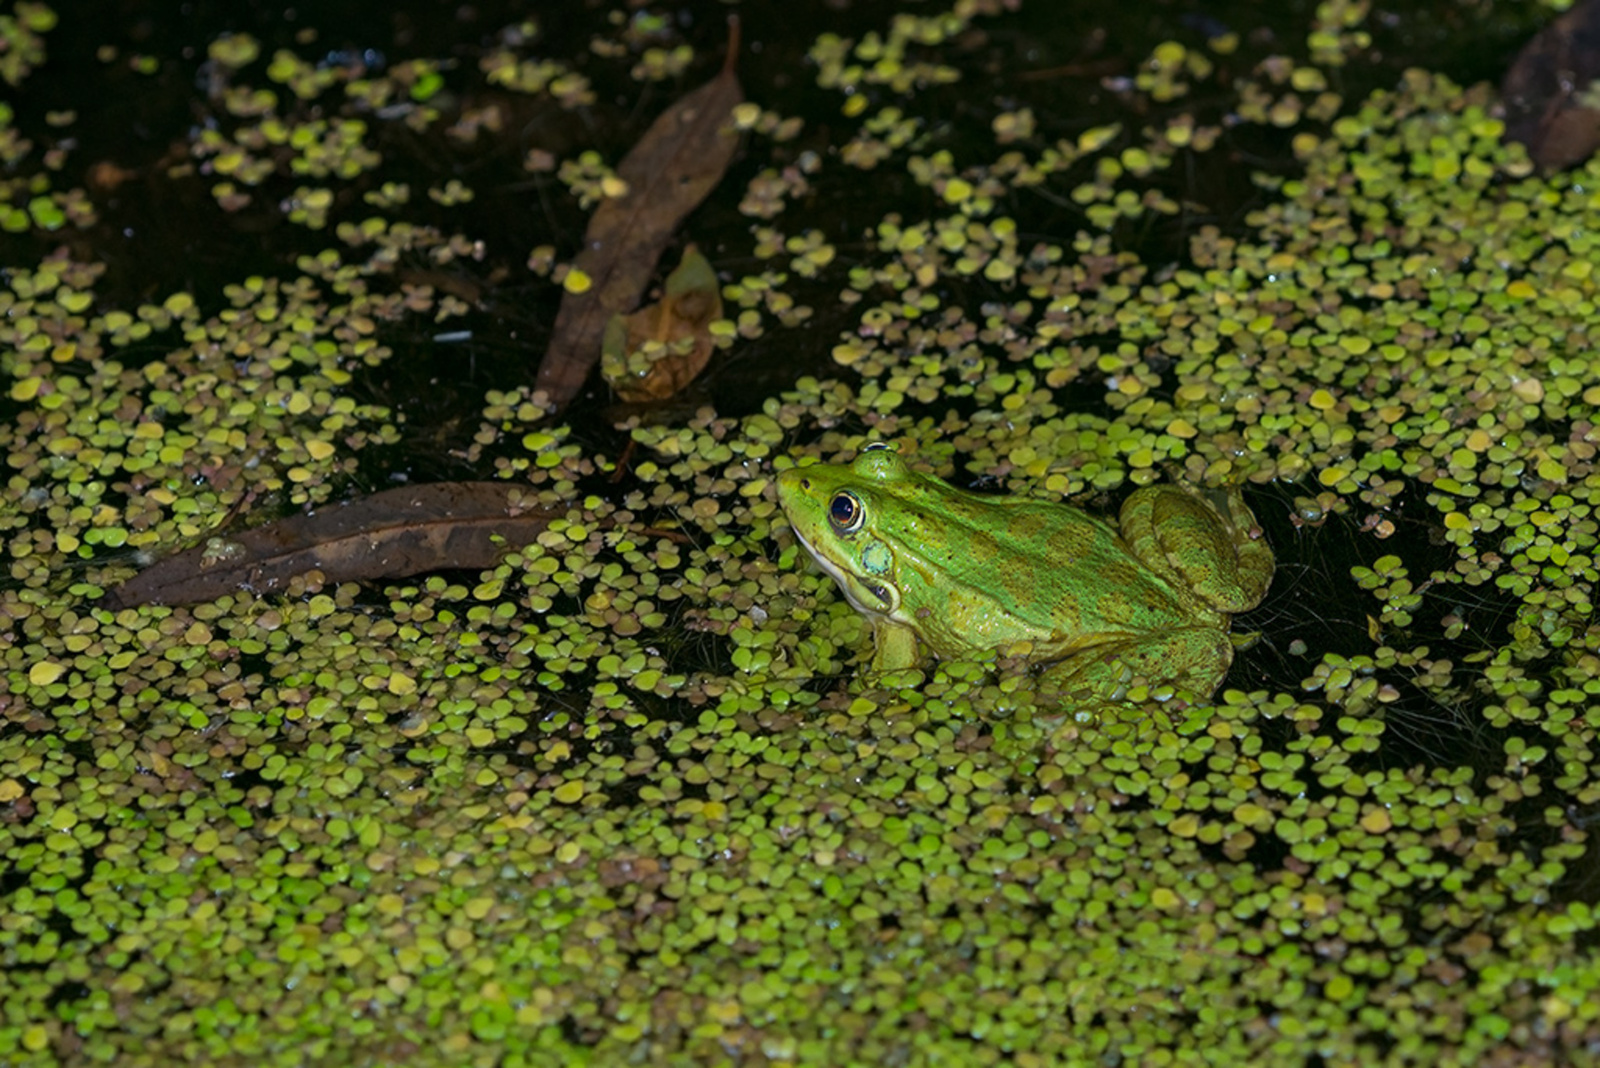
top-left (870, 617), bottom-right (922, 674)
top-left (1039, 626), bottom-right (1236, 703)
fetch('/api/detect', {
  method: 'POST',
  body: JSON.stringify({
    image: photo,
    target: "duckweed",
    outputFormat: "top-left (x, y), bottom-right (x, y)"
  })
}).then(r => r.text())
top-left (2, 1), bottom-right (1600, 1065)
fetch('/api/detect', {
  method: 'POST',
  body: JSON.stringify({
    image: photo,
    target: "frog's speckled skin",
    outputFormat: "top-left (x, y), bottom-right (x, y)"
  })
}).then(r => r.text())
top-left (776, 446), bottom-right (1274, 700)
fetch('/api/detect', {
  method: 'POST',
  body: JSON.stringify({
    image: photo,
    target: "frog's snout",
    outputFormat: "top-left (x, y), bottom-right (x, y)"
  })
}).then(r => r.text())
top-left (777, 469), bottom-right (809, 495)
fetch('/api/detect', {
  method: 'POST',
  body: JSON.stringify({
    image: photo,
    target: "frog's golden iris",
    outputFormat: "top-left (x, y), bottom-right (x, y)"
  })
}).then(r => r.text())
top-left (829, 491), bottom-right (865, 533)
top-left (776, 444), bottom-right (1274, 701)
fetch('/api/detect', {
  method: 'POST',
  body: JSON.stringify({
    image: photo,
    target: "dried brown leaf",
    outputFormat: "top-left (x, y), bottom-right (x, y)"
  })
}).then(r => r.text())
top-left (601, 243), bottom-right (723, 402)
top-left (102, 482), bottom-right (563, 608)
top-left (1503, 0), bottom-right (1600, 170)
top-left (535, 18), bottom-right (742, 410)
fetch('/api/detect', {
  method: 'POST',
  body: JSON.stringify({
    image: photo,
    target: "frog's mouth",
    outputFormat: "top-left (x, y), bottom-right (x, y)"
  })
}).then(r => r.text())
top-left (789, 524), bottom-right (899, 620)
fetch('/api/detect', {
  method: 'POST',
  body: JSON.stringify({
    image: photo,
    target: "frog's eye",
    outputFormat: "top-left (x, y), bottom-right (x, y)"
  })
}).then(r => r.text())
top-left (862, 441), bottom-right (891, 453)
top-left (829, 491), bottom-right (865, 534)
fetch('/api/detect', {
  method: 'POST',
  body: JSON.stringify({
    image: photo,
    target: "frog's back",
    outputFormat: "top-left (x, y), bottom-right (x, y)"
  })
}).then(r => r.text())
top-left (883, 490), bottom-right (1207, 659)
top-left (981, 495), bottom-right (1205, 628)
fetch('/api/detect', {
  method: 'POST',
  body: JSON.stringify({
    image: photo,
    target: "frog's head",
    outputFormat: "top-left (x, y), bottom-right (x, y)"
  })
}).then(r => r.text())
top-left (776, 443), bottom-right (915, 620)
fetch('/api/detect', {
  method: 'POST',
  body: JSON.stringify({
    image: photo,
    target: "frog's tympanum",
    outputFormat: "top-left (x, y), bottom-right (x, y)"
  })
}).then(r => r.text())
top-left (776, 444), bottom-right (1274, 700)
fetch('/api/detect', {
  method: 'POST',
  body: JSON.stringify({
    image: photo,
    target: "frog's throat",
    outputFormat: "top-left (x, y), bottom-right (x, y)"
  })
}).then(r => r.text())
top-left (791, 525), bottom-right (900, 619)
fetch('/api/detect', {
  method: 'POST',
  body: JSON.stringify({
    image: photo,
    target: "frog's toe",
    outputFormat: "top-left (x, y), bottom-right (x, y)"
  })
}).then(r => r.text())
top-left (1229, 629), bottom-right (1262, 651)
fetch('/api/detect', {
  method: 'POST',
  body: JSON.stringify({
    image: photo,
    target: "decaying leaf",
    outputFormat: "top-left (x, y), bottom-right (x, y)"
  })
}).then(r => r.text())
top-left (102, 482), bottom-right (564, 608)
top-left (600, 243), bottom-right (723, 402)
top-left (535, 19), bottom-right (743, 411)
top-left (1502, 0), bottom-right (1600, 170)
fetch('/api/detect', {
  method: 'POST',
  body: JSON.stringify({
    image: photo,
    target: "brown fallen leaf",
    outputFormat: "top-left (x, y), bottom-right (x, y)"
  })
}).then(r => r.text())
top-left (101, 482), bottom-right (564, 608)
top-left (600, 243), bottom-right (723, 402)
top-left (535, 18), bottom-right (743, 411)
top-left (1503, 0), bottom-right (1600, 170)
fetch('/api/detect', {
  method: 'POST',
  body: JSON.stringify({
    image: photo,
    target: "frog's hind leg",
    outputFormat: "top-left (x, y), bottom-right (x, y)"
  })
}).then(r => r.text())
top-left (1119, 484), bottom-right (1273, 615)
top-left (1038, 626), bottom-right (1236, 704)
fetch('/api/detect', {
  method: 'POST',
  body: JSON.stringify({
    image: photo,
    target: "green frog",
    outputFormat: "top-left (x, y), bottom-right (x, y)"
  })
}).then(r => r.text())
top-left (775, 444), bottom-right (1274, 701)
